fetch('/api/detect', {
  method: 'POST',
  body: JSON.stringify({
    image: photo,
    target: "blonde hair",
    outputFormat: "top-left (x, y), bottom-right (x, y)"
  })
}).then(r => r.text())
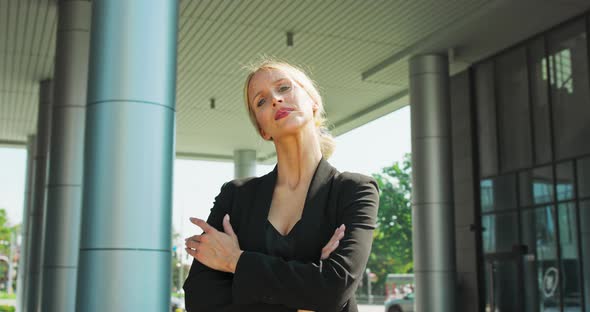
top-left (243, 60), bottom-right (335, 159)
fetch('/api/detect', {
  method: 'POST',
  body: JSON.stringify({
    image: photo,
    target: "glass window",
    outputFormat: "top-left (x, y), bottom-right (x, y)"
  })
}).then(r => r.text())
top-left (496, 46), bottom-right (533, 172)
top-left (578, 156), bottom-right (590, 199)
top-left (482, 212), bottom-right (519, 254)
top-left (481, 174), bottom-right (517, 212)
top-left (557, 203), bottom-right (583, 310)
top-left (475, 61), bottom-right (499, 177)
top-left (481, 179), bottom-right (494, 213)
top-left (519, 166), bottom-right (554, 207)
top-left (528, 37), bottom-right (553, 164)
top-left (580, 200), bottom-right (590, 312)
top-left (556, 161), bottom-right (575, 201)
top-left (548, 18), bottom-right (590, 160)
top-left (521, 206), bottom-right (559, 311)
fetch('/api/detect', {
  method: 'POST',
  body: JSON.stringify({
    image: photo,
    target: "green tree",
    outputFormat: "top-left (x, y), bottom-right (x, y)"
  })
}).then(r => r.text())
top-left (0, 209), bottom-right (17, 289)
top-left (171, 229), bottom-right (191, 296)
top-left (364, 154), bottom-right (413, 295)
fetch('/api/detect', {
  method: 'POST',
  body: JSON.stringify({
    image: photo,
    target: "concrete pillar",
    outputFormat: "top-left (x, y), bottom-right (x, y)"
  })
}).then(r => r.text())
top-left (409, 54), bottom-right (456, 312)
top-left (234, 149), bottom-right (257, 178)
top-left (25, 80), bottom-right (53, 312)
top-left (76, 1), bottom-right (178, 311)
top-left (16, 135), bottom-right (36, 312)
top-left (41, 1), bottom-right (91, 311)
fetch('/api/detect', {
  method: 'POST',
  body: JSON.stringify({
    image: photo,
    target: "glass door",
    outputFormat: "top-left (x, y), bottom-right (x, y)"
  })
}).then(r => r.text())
top-left (485, 252), bottom-right (523, 312)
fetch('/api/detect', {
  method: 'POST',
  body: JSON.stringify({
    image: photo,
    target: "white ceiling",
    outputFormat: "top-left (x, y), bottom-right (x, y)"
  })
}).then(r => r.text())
top-left (1, 0), bottom-right (589, 162)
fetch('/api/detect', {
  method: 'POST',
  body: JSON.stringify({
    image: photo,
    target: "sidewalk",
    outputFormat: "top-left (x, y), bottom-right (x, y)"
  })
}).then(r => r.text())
top-left (359, 304), bottom-right (383, 312)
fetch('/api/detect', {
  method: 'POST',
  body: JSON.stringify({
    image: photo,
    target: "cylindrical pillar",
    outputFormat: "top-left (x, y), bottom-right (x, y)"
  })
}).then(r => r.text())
top-left (41, 1), bottom-right (91, 311)
top-left (234, 149), bottom-right (257, 178)
top-left (25, 79), bottom-right (54, 312)
top-left (16, 135), bottom-right (36, 312)
top-left (409, 54), bottom-right (456, 312)
top-left (76, 1), bottom-right (178, 311)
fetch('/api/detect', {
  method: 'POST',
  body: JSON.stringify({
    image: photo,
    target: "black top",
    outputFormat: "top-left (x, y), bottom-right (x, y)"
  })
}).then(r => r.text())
top-left (265, 220), bottom-right (299, 260)
top-left (183, 158), bottom-right (379, 312)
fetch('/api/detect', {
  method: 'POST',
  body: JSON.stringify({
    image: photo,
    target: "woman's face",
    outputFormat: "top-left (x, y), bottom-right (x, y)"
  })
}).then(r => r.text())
top-left (248, 68), bottom-right (317, 141)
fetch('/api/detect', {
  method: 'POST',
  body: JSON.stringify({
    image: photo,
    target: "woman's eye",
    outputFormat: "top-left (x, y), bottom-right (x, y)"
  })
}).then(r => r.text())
top-left (257, 98), bottom-right (266, 107)
top-left (278, 85), bottom-right (291, 92)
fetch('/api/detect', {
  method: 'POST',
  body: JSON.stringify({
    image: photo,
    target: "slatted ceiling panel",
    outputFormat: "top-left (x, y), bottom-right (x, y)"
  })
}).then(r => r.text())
top-left (364, 55), bottom-right (411, 87)
top-left (5, 0), bottom-right (585, 158)
top-left (177, 1), bottom-right (237, 64)
top-left (0, 0), bottom-right (56, 143)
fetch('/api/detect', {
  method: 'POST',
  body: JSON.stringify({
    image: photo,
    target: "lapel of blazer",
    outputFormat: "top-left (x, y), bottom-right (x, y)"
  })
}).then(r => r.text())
top-left (246, 157), bottom-right (336, 253)
top-left (296, 157), bottom-right (338, 256)
top-left (248, 166), bottom-right (277, 253)
top-left (248, 157), bottom-right (338, 254)
top-left (300, 157), bottom-right (337, 225)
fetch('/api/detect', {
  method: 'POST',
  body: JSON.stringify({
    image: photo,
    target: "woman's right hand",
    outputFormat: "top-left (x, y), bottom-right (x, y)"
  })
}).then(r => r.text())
top-left (320, 224), bottom-right (345, 260)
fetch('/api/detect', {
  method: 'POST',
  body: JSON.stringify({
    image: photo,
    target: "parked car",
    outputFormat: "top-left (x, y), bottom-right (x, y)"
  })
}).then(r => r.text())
top-left (384, 292), bottom-right (414, 312)
top-left (171, 296), bottom-right (185, 312)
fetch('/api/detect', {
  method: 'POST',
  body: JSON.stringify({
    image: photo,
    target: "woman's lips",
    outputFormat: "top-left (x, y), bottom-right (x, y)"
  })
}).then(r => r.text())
top-left (274, 108), bottom-right (293, 120)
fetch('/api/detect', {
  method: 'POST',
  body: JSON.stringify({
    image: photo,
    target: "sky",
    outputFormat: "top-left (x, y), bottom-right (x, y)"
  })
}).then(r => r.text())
top-left (0, 106), bottom-right (411, 260)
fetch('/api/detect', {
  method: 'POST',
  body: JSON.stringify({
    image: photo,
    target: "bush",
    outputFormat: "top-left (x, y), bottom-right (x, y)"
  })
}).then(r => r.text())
top-left (0, 305), bottom-right (14, 312)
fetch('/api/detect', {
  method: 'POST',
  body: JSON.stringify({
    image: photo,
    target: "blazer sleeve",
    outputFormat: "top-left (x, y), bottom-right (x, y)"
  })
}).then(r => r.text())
top-left (183, 182), bottom-right (296, 312)
top-left (183, 182), bottom-right (235, 311)
top-left (231, 174), bottom-right (379, 311)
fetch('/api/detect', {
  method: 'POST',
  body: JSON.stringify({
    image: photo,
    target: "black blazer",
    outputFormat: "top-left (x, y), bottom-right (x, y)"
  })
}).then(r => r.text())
top-left (183, 158), bottom-right (379, 312)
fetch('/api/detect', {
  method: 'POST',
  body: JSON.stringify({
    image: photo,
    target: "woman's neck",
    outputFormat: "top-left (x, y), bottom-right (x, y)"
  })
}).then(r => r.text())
top-left (274, 126), bottom-right (322, 190)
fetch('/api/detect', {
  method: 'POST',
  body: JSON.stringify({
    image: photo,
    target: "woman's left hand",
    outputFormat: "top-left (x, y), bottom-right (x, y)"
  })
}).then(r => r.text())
top-left (185, 214), bottom-right (243, 273)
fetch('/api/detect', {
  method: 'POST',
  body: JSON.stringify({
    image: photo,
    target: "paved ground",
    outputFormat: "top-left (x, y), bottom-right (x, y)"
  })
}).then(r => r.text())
top-left (358, 304), bottom-right (384, 312)
top-left (0, 299), bottom-right (384, 311)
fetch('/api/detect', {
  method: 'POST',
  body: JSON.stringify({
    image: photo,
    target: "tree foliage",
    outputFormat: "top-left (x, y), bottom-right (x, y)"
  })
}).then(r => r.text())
top-left (0, 209), bottom-right (17, 285)
top-left (365, 154), bottom-right (413, 295)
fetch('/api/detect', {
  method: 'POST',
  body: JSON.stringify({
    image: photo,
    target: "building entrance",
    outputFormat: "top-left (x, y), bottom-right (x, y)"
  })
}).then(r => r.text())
top-left (485, 252), bottom-right (523, 312)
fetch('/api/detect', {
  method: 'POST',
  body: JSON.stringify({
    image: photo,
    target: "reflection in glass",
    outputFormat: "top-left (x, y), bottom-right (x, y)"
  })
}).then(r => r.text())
top-left (558, 203), bottom-right (583, 310)
top-left (556, 162), bottom-right (575, 201)
top-left (481, 179), bottom-right (494, 213)
top-left (519, 166), bottom-right (554, 207)
top-left (475, 61), bottom-right (499, 177)
top-left (496, 47), bottom-right (533, 172)
top-left (528, 37), bottom-right (553, 164)
top-left (481, 175), bottom-right (517, 212)
top-left (548, 19), bottom-right (590, 160)
top-left (578, 156), bottom-right (590, 198)
top-left (580, 201), bottom-right (590, 312)
top-left (521, 206), bottom-right (559, 311)
top-left (485, 259), bottom-right (521, 312)
top-left (482, 212), bottom-right (518, 254)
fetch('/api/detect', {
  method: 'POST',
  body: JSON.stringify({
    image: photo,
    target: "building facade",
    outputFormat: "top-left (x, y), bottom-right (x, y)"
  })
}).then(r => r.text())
top-left (451, 11), bottom-right (590, 312)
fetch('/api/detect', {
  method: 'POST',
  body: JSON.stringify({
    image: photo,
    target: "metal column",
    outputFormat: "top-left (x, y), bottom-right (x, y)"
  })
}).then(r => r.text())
top-left (234, 149), bottom-right (257, 178)
top-left (25, 80), bottom-right (53, 312)
top-left (76, 1), bottom-right (178, 310)
top-left (16, 135), bottom-right (36, 312)
top-left (41, 1), bottom-right (91, 311)
top-left (409, 54), bottom-right (456, 312)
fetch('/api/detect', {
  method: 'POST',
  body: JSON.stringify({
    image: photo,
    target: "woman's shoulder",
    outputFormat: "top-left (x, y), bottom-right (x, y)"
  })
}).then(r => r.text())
top-left (221, 176), bottom-right (260, 192)
top-left (333, 170), bottom-right (378, 190)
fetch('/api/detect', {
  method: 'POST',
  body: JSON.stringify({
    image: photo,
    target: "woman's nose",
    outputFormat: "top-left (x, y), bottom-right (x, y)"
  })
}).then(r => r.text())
top-left (272, 96), bottom-right (283, 106)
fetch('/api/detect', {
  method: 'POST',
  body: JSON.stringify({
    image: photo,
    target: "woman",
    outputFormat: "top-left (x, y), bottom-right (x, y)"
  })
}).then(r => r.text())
top-left (183, 60), bottom-right (379, 312)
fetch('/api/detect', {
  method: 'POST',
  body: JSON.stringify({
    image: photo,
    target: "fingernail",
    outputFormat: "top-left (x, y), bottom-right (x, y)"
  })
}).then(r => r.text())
top-left (339, 224), bottom-right (345, 230)
top-left (225, 214), bottom-right (230, 221)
